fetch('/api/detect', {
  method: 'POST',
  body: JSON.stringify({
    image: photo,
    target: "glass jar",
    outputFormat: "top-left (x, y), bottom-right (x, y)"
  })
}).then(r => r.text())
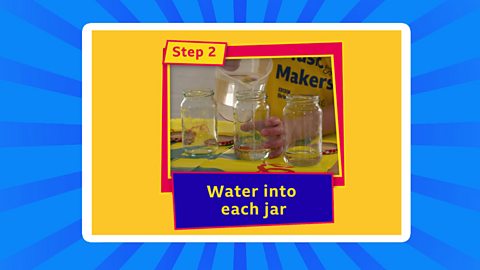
top-left (283, 95), bottom-right (322, 166)
top-left (233, 90), bottom-right (270, 160)
top-left (180, 89), bottom-right (218, 156)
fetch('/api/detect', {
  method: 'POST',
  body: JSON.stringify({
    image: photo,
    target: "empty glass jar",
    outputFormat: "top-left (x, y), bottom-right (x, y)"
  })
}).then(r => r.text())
top-left (180, 89), bottom-right (218, 156)
top-left (233, 90), bottom-right (270, 160)
top-left (283, 95), bottom-right (322, 166)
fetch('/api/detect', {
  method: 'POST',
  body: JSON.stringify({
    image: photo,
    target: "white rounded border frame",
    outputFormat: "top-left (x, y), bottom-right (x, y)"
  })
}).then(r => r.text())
top-left (82, 23), bottom-right (411, 243)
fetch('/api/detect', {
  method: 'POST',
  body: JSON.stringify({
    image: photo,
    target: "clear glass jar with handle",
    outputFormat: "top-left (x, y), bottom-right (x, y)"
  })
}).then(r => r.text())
top-left (180, 89), bottom-right (218, 156)
top-left (233, 90), bottom-right (270, 160)
top-left (283, 95), bottom-right (322, 166)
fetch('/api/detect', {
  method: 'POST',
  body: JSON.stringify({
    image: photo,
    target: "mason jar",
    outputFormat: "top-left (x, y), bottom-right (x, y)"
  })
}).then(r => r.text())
top-left (233, 90), bottom-right (270, 160)
top-left (180, 89), bottom-right (218, 156)
top-left (283, 95), bottom-right (322, 166)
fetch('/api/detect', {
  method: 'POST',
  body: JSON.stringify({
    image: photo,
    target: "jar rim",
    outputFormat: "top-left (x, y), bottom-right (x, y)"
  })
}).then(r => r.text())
top-left (235, 90), bottom-right (266, 100)
top-left (183, 89), bottom-right (214, 97)
top-left (286, 95), bottom-right (320, 102)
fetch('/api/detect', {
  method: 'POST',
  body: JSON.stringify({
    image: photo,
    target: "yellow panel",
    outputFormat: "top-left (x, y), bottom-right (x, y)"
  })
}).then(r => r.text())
top-left (92, 30), bottom-right (401, 235)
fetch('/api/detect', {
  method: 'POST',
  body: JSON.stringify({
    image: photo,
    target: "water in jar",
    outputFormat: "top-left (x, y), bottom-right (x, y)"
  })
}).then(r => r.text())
top-left (283, 95), bottom-right (322, 166)
top-left (233, 90), bottom-right (270, 161)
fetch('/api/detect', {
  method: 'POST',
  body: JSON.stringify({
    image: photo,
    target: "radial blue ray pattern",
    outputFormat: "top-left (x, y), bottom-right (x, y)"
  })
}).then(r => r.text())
top-left (412, 80), bottom-right (480, 124)
top-left (409, 0), bottom-right (480, 42)
top-left (0, 122), bottom-right (81, 147)
top-left (0, 172), bottom-right (81, 212)
top-left (306, 244), bottom-right (359, 269)
top-left (96, 243), bottom-right (143, 269)
top-left (296, 0), bottom-right (325, 22)
top-left (0, 0), bottom-right (81, 49)
top-left (96, 0), bottom-right (139, 23)
top-left (341, 0), bottom-right (384, 22)
top-left (0, 190), bottom-right (80, 260)
top-left (155, 243), bottom-right (186, 269)
top-left (35, 0), bottom-right (117, 28)
top-left (234, 243), bottom-right (247, 270)
top-left (412, 57), bottom-right (480, 94)
top-left (412, 122), bottom-right (480, 147)
top-left (155, 0), bottom-right (183, 22)
top-left (212, 244), bottom-right (234, 270)
top-left (121, 244), bottom-right (170, 269)
top-left (174, 1), bottom-right (204, 23)
top-left (275, 243), bottom-right (308, 269)
top-left (412, 8), bottom-right (480, 76)
top-left (233, 0), bottom-right (246, 22)
top-left (263, 0), bottom-right (281, 22)
top-left (0, 220), bottom-right (81, 269)
top-left (295, 243), bottom-right (325, 269)
top-left (337, 243), bottom-right (384, 270)
top-left (0, 9), bottom-right (80, 79)
top-left (412, 146), bottom-right (480, 190)
top-left (276, 0), bottom-right (308, 22)
top-left (408, 227), bottom-right (480, 269)
top-left (0, 56), bottom-right (81, 97)
top-left (1, 0), bottom-right (480, 269)
top-left (0, 145), bottom-right (81, 190)
top-left (366, 0), bottom-right (443, 23)
top-left (172, 243), bottom-right (204, 269)
top-left (0, 81), bottom-right (80, 124)
top-left (361, 242), bottom-right (443, 269)
top-left (313, 0), bottom-right (358, 22)
top-left (412, 174), bottom-right (480, 211)
top-left (263, 243), bottom-right (282, 269)
top-left (198, 0), bottom-right (217, 22)
top-left (412, 192), bottom-right (480, 259)
top-left (212, 0), bottom-right (234, 22)
top-left (198, 243), bottom-right (218, 270)
top-left (245, 0), bottom-right (267, 22)
top-left (118, 1), bottom-right (167, 23)
top-left (36, 241), bottom-right (120, 269)
top-left (245, 244), bottom-right (268, 270)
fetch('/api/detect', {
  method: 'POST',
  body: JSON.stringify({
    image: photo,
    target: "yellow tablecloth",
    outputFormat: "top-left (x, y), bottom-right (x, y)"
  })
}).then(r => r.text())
top-left (170, 119), bottom-right (338, 173)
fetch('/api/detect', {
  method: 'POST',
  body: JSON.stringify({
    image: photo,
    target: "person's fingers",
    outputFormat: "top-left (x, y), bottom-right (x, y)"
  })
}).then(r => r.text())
top-left (262, 117), bottom-right (284, 136)
top-left (263, 137), bottom-right (284, 149)
top-left (240, 117), bottom-right (283, 138)
top-left (264, 117), bottom-right (282, 127)
top-left (269, 148), bottom-right (283, 158)
top-left (241, 120), bottom-right (266, 131)
top-left (261, 125), bottom-right (283, 136)
top-left (240, 121), bottom-right (254, 131)
top-left (264, 132), bottom-right (284, 158)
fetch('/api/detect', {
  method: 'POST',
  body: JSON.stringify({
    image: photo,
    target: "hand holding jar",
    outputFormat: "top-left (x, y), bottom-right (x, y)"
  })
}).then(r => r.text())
top-left (237, 95), bottom-right (323, 166)
top-left (233, 90), bottom-right (271, 160)
top-left (239, 116), bottom-right (285, 159)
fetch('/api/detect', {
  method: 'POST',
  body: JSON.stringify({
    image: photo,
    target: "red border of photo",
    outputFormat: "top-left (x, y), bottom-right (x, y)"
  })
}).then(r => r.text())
top-left (162, 42), bottom-right (345, 192)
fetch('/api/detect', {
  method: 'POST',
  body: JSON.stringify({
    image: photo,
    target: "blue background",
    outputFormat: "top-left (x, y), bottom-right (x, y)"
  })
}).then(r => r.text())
top-left (0, 0), bottom-right (479, 269)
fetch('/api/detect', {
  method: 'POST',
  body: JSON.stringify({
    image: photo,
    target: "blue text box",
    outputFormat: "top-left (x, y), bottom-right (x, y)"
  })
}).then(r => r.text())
top-left (173, 173), bottom-right (333, 229)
